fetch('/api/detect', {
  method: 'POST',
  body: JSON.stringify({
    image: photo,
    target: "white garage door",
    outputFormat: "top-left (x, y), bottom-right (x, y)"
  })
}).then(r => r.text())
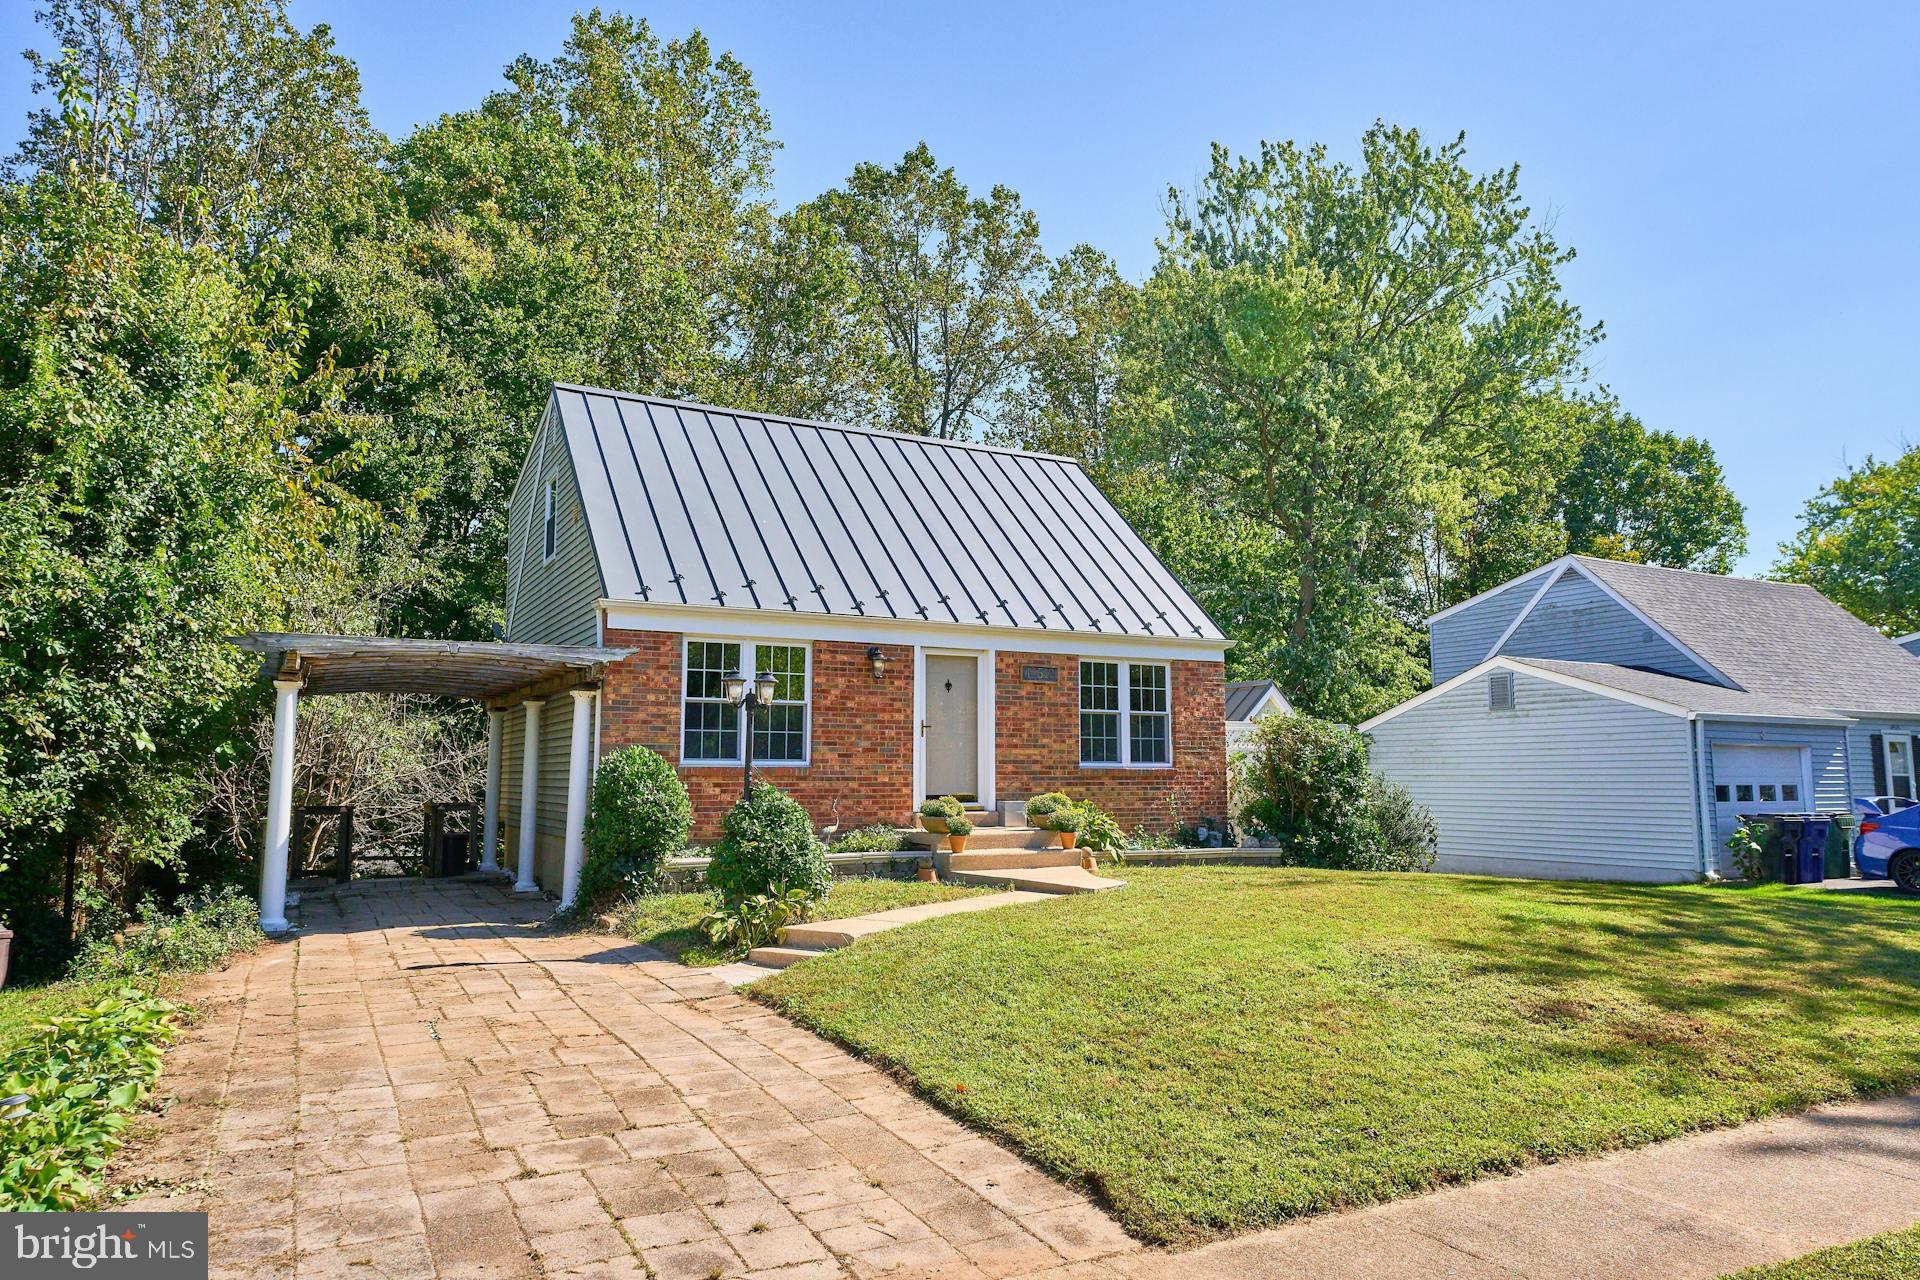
top-left (1711, 744), bottom-right (1808, 851)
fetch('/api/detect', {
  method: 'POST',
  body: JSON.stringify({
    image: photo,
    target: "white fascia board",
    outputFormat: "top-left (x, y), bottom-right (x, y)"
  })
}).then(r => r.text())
top-left (1425, 557), bottom-right (1567, 626)
top-left (1482, 564), bottom-right (1574, 661)
top-left (1896, 633), bottom-right (1920, 648)
top-left (1693, 711), bottom-right (1857, 728)
top-left (1358, 655), bottom-right (1693, 734)
top-left (599, 600), bottom-right (1232, 662)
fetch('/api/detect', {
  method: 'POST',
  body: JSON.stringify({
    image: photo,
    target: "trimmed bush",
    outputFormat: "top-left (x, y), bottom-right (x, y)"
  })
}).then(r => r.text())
top-left (708, 782), bottom-right (830, 905)
top-left (580, 746), bottom-right (691, 910)
top-left (1025, 792), bottom-right (1070, 821)
top-left (1240, 713), bottom-right (1374, 868)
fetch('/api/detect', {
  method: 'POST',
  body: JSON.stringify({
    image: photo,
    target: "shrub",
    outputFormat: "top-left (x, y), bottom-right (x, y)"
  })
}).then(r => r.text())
top-left (1360, 777), bottom-right (1438, 873)
top-left (827, 825), bottom-right (905, 855)
top-left (1728, 819), bottom-right (1776, 882)
top-left (698, 886), bottom-right (817, 953)
top-left (918, 796), bottom-right (965, 819)
top-left (0, 989), bottom-right (180, 1210)
top-left (1240, 713), bottom-right (1375, 868)
top-left (708, 783), bottom-right (830, 905)
top-left (1025, 792), bottom-right (1070, 822)
top-left (947, 815), bottom-right (974, 837)
top-left (579, 746), bottom-right (691, 910)
top-left (70, 887), bottom-right (259, 982)
top-left (1074, 803), bottom-right (1126, 854)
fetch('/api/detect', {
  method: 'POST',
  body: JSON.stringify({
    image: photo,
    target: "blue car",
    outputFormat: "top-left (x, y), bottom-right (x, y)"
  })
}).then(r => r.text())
top-left (1854, 798), bottom-right (1920, 893)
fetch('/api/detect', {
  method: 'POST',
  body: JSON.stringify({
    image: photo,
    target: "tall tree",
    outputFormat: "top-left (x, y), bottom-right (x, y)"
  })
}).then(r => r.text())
top-left (1774, 446), bottom-right (1920, 635)
top-left (997, 245), bottom-right (1134, 461)
top-left (810, 143), bottom-right (1048, 438)
top-left (1122, 126), bottom-right (1597, 719)
top-left (14, 0), bottom-right (383, 253)
top-left (1555, 401), bottom-right (1746, 572)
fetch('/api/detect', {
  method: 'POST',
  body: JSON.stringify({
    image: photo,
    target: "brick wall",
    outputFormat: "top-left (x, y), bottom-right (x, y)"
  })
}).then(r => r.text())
top-left (995, 651), bottom-right (1227, 832)
top-left (599, 629), bottom-right (916, 841)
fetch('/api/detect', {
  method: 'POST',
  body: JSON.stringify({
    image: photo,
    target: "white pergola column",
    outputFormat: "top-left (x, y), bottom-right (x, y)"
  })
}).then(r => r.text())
top-left (258, 677), bottom-right (302, 933)
top-left (513, 698), bottom-right (545, 894)
top-left (480, 708), bottom-right (504, 873)
top-left (557, 688), bottom-right (597, 911)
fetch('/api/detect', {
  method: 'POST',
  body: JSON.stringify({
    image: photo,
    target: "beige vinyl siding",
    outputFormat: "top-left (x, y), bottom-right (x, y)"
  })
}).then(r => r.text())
top-left (1366, 668), bottom-right (1702, 883)
top-left (537, 695), bottom-right (573, 839)
top-left (505, 403), bottom-right (604, 645)
top-left (1498, 570), bottom-right (1717, 683)
top-left (1429, 574), bottom-right (1548, 684)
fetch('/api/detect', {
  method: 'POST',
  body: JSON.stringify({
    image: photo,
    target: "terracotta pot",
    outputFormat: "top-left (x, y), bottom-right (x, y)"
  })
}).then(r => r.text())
top-left (919, 816), bottom-right (950, 834)
top-left (916, 865), bottom-right (938, 883)
top-left (1057, 831), bottom-right (1077, 850)
top-left (949, 834), bottom-right (969, 854)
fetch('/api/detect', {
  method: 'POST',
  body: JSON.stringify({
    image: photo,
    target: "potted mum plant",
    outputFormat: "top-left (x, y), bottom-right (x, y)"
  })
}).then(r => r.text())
top-left (918, 795), bottom-right (963, 834)
top-left (946, 814), bottom-right (974, 855)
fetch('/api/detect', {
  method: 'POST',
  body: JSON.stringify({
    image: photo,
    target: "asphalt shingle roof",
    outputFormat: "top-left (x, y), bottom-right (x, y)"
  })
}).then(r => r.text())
top-left (550, 385), bottom-right (1224, 642)
top-left (1571, 556), bottom-right (1920, 717)
top-left (1507, 658), bottom-right (1849, 721)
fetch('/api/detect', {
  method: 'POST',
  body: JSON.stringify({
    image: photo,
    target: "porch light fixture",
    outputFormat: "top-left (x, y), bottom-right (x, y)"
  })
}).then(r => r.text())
top-left (724, 670), bottom-right (778, 798)
top-left (867, 646), bottom-right (888, 681)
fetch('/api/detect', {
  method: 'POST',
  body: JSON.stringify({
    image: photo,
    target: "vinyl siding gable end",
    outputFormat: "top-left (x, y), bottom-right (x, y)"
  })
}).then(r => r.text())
top-left (505, 401), bottom-right (605, 646)
top-left (1429, 574), bottom-right (1548, 684)
top-left (1498, 571), bottom-right (1717, 683)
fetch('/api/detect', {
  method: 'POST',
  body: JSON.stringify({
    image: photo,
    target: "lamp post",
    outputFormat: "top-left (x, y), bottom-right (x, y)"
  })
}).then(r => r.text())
top-left (723, 669), bottom-right (778, 799)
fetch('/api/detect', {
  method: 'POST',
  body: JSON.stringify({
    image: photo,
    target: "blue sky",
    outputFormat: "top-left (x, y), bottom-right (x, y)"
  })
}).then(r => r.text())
top-left (5, 1), bottom-right (1914, 575)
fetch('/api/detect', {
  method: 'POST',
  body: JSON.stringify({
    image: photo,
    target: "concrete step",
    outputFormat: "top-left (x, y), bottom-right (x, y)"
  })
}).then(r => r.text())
top-left (944, 865), bottom-right (1125, 895)
top-left (744, 944), bottom-right (828, 969)
top-left (944, 848), bottom-right (1083, 872)
top-left (904, 825), bottom-right (1056, 852)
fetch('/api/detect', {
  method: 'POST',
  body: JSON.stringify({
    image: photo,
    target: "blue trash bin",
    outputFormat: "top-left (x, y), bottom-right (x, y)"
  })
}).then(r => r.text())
top-left (1797, 817), bottom-right (1830, 884)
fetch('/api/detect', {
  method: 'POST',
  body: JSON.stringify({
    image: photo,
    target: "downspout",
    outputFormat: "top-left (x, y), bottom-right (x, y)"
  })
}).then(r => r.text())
top-left (1690, 715), bottom-right (1714, 880)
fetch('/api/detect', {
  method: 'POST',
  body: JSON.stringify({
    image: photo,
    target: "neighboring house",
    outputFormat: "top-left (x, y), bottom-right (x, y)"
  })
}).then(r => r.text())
top-left (1899, 633), bottom-right (1920, 658)
top-left (498, 384), bottom-right (1231, 868)
top-left (1225, 679), bottom-right (1292, 753)
top-left (1362, 555), bottom-right (1920, 883)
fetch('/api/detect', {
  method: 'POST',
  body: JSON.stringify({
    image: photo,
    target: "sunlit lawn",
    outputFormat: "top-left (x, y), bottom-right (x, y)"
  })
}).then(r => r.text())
top-left (1724, 1225), bottom-right (1920, 1279)
top-left (752, 866), bottom-right (1920, 1244)
top-left (616, 876), bottom-right (996, 965)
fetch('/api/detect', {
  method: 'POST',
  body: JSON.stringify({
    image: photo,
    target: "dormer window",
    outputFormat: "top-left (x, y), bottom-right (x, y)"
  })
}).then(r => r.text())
top-left (543, 480), bottom-right (557, 561)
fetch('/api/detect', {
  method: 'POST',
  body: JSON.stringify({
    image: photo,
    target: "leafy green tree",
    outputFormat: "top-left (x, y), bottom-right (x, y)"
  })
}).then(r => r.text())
top-left (1556, 402), bottom-right (1746, 572)
top-left (1122, 126), bottom-right (1596, 719)
top-left (998, 245), bottom-right (1134, 460)
top-left (0, 75), bottom-right (344, 954)
top-left (1774, 446), bottom-right (1920, 635)
top-left (14, 0), bottom-right (383, 253)
top-left (810, 143), bottom-right (1048, 438)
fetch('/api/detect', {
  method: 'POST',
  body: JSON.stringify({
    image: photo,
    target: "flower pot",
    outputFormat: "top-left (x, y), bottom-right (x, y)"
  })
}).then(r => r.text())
top-left (0, 926), bottom-right (11, 989)
top-left (919, 816), bottom-right (950, 834)
top-left (1057, 831), bottom-right (1077, 850)
top-left (949, 834), bottom-right (968, 854)
top-left (916, 865), bottom-right (938, 883)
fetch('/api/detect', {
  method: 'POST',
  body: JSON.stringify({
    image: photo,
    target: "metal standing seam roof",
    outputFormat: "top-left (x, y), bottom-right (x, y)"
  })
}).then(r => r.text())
top-left (1224, 679), bottom-right (1289, 721)
top-left (549, 384), bottom-right (1227, 644)
top-left (1505, 659), bottom-right (1852, 721)
top-left (1568, 556), bottom-right (1920, 716)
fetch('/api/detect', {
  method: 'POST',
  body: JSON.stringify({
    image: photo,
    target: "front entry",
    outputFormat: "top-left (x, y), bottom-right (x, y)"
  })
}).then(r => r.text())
top-left (925, 655), bottom-right (979, 799)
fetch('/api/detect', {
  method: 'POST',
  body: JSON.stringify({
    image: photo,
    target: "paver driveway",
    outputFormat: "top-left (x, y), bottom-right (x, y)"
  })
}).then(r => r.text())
top-left (114, 879), bottom-right (1135, 1280)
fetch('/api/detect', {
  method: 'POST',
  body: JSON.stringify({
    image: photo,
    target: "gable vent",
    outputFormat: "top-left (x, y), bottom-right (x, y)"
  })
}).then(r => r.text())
top-left (1489, 671), bottom-right (1516, 712)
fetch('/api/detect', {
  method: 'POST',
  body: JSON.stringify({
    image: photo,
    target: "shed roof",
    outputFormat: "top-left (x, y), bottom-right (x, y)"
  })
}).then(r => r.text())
top-left (233, 634), bottom-right (630, 702)
top-left (1225, 679), bottom-right (1290, 721)
top-left (1568, 557), bottom-right (1920, 715)
top-left (548, 385), bottom-right (1225, 643)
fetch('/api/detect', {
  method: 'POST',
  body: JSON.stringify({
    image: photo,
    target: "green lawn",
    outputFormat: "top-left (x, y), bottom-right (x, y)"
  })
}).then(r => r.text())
top-left (616, 877), bottom-right (997, 965)
top-left (1724, 1226), bottom-right (1920, 1279)
top-left (752, 866), bottom-right (1920, 1245)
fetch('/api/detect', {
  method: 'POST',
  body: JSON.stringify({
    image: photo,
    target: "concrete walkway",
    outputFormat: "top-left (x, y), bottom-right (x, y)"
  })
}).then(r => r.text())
top-left (112, 878), bottom-right (1920, 1280)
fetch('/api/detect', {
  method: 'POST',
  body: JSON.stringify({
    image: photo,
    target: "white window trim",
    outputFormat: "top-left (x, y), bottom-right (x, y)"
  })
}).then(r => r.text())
top-left (542, 480), bottom-right (557, 563)
top-left (1079, 659), bottom-right (1173, 769)
top-left (679, 637), bottom-right (812, 768)
top-left (1887, 734), bottom-right (1916, 803)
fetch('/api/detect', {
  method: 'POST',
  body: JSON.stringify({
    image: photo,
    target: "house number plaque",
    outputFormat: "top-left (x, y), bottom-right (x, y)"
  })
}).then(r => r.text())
top-left (1021, 664), bottom-right (1058, 683)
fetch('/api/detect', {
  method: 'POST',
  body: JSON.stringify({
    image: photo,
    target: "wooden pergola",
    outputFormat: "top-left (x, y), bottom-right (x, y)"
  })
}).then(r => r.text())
top-left (231, 634), bottom-right (633, 931)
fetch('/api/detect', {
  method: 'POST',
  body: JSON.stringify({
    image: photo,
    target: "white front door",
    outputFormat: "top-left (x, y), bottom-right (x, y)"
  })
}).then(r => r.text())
top-left (1711, 744), bottom-right (1808, 850)
top-left (924, 655), bottom-right (979, 799)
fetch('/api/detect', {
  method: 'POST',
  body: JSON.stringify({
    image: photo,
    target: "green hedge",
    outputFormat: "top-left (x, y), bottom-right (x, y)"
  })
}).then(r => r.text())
top-left (579, 745), bottom-right (691, 911)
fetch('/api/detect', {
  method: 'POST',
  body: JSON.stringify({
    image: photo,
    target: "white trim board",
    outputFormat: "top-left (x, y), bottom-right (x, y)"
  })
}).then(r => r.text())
top-left (1357, 657), bottom-right (1856, 734)
top-left (1424, 558), bottom-right (1563, 625)
top-left (601, 600), bottom-right (1230, 661)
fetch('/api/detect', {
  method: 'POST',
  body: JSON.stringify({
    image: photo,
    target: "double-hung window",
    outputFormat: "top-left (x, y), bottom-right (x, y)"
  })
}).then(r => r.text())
top-left (1889, 736), bottom-right (1915, 805)
top-left (681, 639), bottom-right (810, 766)
top-left (1080, 659), bottom-right (1171, 767)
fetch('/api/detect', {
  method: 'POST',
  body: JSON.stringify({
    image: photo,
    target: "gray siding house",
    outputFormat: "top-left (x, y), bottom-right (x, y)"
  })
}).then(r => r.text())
top-left (1363, 555), bottom-right (1920, 882)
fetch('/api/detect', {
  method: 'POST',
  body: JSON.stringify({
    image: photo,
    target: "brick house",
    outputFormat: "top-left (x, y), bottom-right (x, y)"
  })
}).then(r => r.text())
top-left (495, 384), bottom-right (1230, 877)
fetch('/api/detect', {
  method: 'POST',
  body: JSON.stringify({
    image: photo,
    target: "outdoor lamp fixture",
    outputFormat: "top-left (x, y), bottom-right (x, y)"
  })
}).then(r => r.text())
top-left (867, 646), bottom-right (888, 681)
top-left (725, 670), bottom-right (778, 798)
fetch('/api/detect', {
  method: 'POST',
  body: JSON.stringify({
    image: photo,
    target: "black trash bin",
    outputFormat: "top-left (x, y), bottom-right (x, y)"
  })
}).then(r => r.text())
top-left (1774, 816), bottom-right (1810, 883)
